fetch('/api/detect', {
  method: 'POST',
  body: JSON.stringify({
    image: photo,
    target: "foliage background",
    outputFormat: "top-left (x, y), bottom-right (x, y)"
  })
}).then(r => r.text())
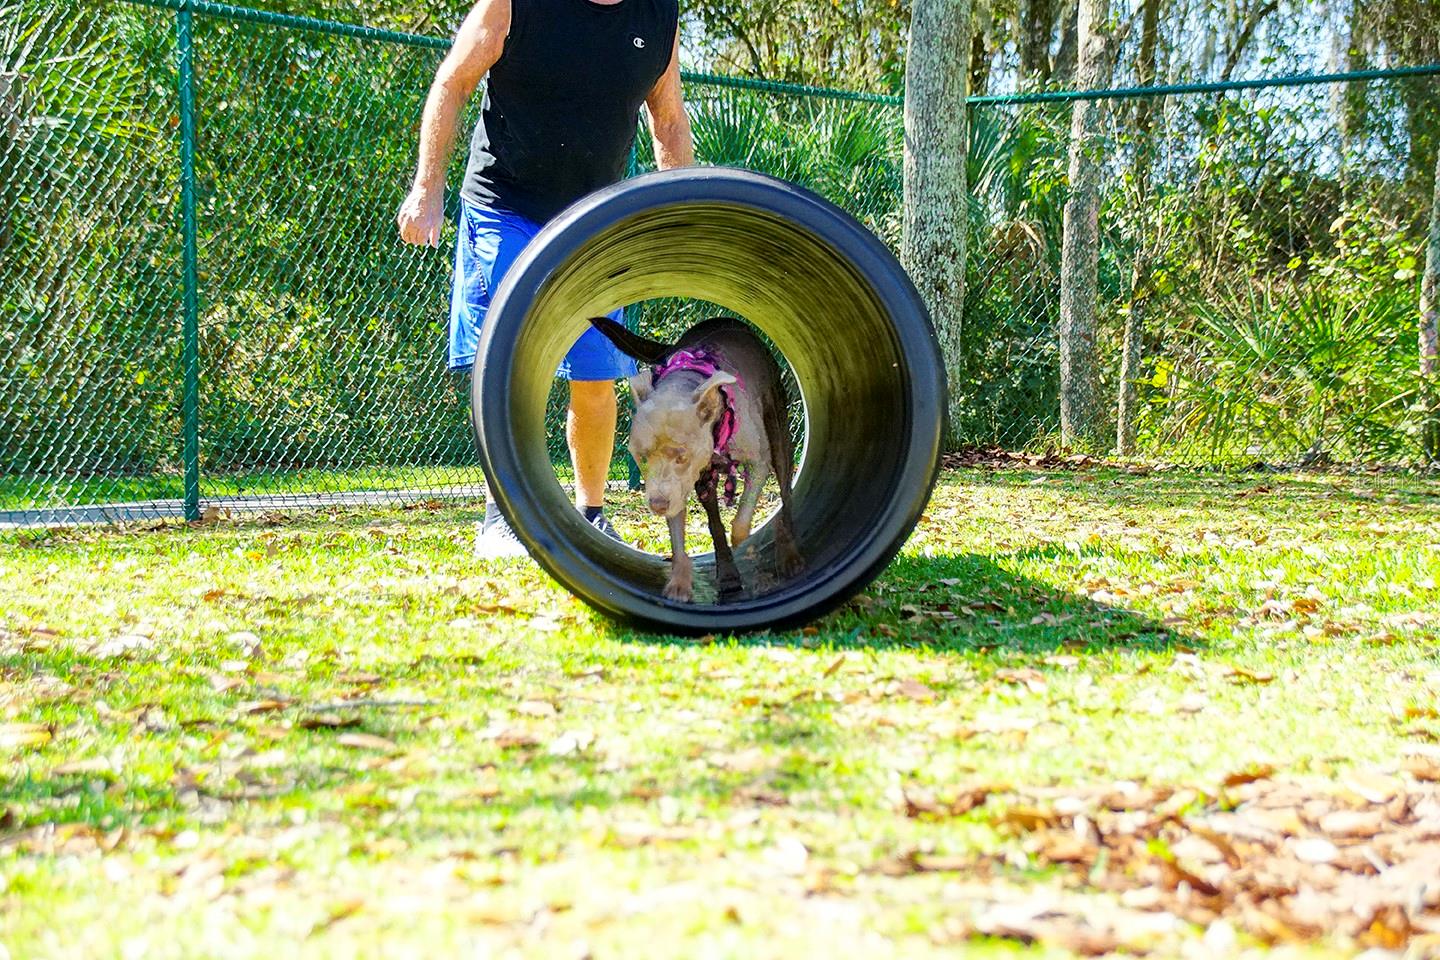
top-left (1, 0), bottom-right (1438, 515)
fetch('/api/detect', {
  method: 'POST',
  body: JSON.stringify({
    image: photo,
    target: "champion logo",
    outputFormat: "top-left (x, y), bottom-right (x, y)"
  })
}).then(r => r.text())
top-left (632, 36), bottom-right (646, 48)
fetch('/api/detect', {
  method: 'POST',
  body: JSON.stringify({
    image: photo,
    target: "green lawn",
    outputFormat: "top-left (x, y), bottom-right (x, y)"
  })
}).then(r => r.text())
top-left (2, 466), bottom-right (1438, 958)
top-left (0, 465), bottom-right (492, 512)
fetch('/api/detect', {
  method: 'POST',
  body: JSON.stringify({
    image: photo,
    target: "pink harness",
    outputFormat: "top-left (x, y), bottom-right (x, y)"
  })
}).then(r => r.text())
top-left (653, 349), bottom-right (747, 506)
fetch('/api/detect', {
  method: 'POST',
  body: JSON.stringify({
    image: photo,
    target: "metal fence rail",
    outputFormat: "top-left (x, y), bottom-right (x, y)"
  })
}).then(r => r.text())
top-left (2, 0), bottom-right (1437, 523)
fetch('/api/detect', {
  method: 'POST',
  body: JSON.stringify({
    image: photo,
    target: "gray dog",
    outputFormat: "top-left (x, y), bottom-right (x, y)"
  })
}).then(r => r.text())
top-left (589, 316), bottom-right (802, 602)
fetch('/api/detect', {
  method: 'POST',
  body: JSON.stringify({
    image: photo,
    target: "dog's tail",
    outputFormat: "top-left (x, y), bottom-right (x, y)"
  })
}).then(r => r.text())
top-left (587, 316), bottom-right (671, 365)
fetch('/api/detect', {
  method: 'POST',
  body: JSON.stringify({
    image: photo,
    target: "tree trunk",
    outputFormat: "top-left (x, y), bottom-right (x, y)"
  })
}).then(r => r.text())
top-left (1019, 0), bottom-right (1054, 88)
top-left (1115, 0), bottom-right (1159, 456)
top-left (970, 0), bottom-right (993, 96)
top-left (1339, 0), bottom-right (1367, 159)
top-left (1422, 145), bottom-right (1440, 461)
top-left (1057, 0), bottom-right (1111, 450)
top-left (902, 0), bottom-right (971, 449)
top-left (1219, 0), bottom-right (1278, 82)
top-left (1051, 0), bottom-right (1080, 86)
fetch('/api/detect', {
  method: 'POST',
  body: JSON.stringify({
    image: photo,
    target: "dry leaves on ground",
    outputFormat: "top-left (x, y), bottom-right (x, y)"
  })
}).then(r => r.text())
top-left (893, 760), bottom-right (1440, 955)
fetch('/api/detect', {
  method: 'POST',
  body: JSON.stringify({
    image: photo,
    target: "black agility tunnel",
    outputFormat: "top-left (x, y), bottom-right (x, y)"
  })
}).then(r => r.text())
top-left (470, 167), bottom-right (945, 634)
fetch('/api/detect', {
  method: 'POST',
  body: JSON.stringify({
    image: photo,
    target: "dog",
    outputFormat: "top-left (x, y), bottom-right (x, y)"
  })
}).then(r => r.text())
top-left (589, 315), bottom-right (802, 602)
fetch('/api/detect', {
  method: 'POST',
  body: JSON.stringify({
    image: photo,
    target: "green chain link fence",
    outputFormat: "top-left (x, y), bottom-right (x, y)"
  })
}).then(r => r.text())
top-left (3, 0), bottom-right (1438, 523)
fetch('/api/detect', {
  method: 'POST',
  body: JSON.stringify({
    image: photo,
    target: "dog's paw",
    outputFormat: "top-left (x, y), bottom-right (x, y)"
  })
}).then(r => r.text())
top-left (663, 558), bottom-right (694, 602)
top-left (777, 544), bottom-right (806, 580)
top-left (662, 576), bottom-right (694, 602)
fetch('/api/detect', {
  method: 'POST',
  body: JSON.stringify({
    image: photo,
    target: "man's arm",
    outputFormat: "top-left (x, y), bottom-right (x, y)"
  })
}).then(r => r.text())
top-left (396, 0), bottom-right (509, 246)
top-left (644, 33), bottom-right (693, 170)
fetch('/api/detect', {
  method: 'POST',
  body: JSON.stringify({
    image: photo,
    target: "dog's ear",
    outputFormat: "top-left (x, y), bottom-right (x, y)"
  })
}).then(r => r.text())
top-left (629, 369), bottom-right (654, 404)
top-left (690, 370), bottom-right (737, 422)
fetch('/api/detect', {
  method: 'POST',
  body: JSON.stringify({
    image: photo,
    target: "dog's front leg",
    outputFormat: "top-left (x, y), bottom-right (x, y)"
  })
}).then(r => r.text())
top-left (663, 512), bottom-right (693, 602)
top-left (697, 477), bottom-right (743, 599)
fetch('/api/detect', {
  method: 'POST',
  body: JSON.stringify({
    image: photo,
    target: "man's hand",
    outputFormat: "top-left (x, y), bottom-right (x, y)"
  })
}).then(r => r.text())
top-left (396, 185), bottom-right (444, 247)
top-left (398, 0), bottom-right (508, 246)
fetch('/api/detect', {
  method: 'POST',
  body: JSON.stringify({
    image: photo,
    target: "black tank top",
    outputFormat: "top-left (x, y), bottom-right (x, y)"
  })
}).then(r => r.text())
top-left (460, 0), bottom-right (678, 223)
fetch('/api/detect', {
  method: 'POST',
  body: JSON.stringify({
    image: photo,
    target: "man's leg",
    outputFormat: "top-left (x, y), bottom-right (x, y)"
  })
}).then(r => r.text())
top-left (450, 201), bottom-right (541, 560)
top-left (567, 380), bottom-right (618, 510)
top-left (559, 316), bottom-right (637, 539)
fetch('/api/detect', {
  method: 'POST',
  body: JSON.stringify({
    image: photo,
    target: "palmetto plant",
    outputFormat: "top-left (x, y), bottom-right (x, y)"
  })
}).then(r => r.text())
top-left (1, 1), bottom-right (155, 160)
top-left (1157, 279), bottom-right (1418, 460)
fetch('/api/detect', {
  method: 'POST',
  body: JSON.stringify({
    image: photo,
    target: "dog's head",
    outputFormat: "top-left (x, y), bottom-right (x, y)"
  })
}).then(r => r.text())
top-left (627, 367), bottom-right (737, 518)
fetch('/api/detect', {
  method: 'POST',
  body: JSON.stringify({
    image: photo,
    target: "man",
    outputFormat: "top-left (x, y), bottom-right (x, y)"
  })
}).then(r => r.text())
top-left (396, 0), bottom-right (694, 557)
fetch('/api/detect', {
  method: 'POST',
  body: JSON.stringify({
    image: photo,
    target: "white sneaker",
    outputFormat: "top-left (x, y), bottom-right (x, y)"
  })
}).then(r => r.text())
top-left (474, 510), bottom-right (529, 560)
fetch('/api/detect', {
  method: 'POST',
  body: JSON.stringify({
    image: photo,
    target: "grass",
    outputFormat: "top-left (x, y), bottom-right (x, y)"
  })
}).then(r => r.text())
top-left (1, 466), bottom-right (1438, 958)
top-left (0, 462), bottom-right (645, 512)
top-left (0, 465), bottom-right (496, 512)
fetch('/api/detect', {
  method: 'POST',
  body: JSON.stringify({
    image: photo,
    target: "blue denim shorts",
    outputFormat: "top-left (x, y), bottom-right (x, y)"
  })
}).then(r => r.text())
top-left (448, 199), bottom-right (638, 381)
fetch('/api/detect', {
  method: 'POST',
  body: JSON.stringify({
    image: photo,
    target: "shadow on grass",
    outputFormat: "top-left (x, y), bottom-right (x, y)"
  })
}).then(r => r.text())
top-left (614, 550), bottom-right (1193, 659)
top-left (0, 500), bottom-right (1196, 842)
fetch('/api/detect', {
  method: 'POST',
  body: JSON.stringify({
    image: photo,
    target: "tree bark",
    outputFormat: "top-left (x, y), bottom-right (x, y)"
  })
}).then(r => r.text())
top-left (1115, 0), bottom-right (1159, 456)
top-left (970, 0), bottom-right (993, 96)
top-left (902, 0), bottom-right (971, 449)
top-left (1051, 0), bottom-right (1080, 86)
top-left (1422, 145), bottom-right (1440, 460)
top-left (1057, 0), bottom-right (1111, 450)
top-left (1339, 0), bottom-right (1367, 157)
top-left (1219, 0), bottom-right (1278, 82)
top-left (1019, 0), bottom-right (1054, 88)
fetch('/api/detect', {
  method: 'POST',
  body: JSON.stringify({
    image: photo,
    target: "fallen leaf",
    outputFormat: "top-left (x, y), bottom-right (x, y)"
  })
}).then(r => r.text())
top-left (226, 631), bottom-right (262, 655)
top-left (547, 730), bottom-right (594, 757)
top-left (1226, 666), bottom-right (1276, 685)
top-left (1222, 764), bottom-right (1277, 787)
top-left (207, 674), bottom-right (245, 693)
top-left (896, 679), bottom-right (936, 701)
top-left (1177, 693), bottom-right (1208, 714)
top-left (516, 699), bottom-right (558, 718)
top-left (479, 725), bottom-right (540, 749)
top-left (1186, 823), bottom-right (1243, 868)
top-left (949, 785), bottom-right (997, 816)
top-left (1317, 809), bottom-right (1384, 838)
top-left (1292, 837), bottom-right (1339, 864)
top-left (299, 713), bottom-right (361, 730)
top-left (708, 747), bottom-right (773, 773)
top-left (92, 634), bottom-right (154, 658)
top-left (972, 905), bottom-right (1119, 956)
top-left (237, 700), bottom-right (288, 715)
top-left (912, 853), bottom-right (971, 872)
top-left (996, 805), bottom-right (1060, 833)
top-left (1343, 771), bottom-right (1402, 804)
top-left (1402, 755), bottom-right (1440, 782)
top-left (1032, 833), bottom-right (1094, 864)
top-left (763, 837), bottom-right (809, 876)
top-left (310, 899), bottom-right (364, 936)
top-left (336, 732), bottom-right (400, 752)
top-left (822, 656), bottom-right (845, 677)
top-left (0, 723), bottom-right (52, 748)
top-left (51, 757), bottom-right (112, 775)
top-left (995, 668), bottom-right (1048, 694)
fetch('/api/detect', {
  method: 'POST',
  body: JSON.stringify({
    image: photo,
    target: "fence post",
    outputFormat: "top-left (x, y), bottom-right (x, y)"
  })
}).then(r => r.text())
top-left (177, 3), bottom-right (201, 520)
